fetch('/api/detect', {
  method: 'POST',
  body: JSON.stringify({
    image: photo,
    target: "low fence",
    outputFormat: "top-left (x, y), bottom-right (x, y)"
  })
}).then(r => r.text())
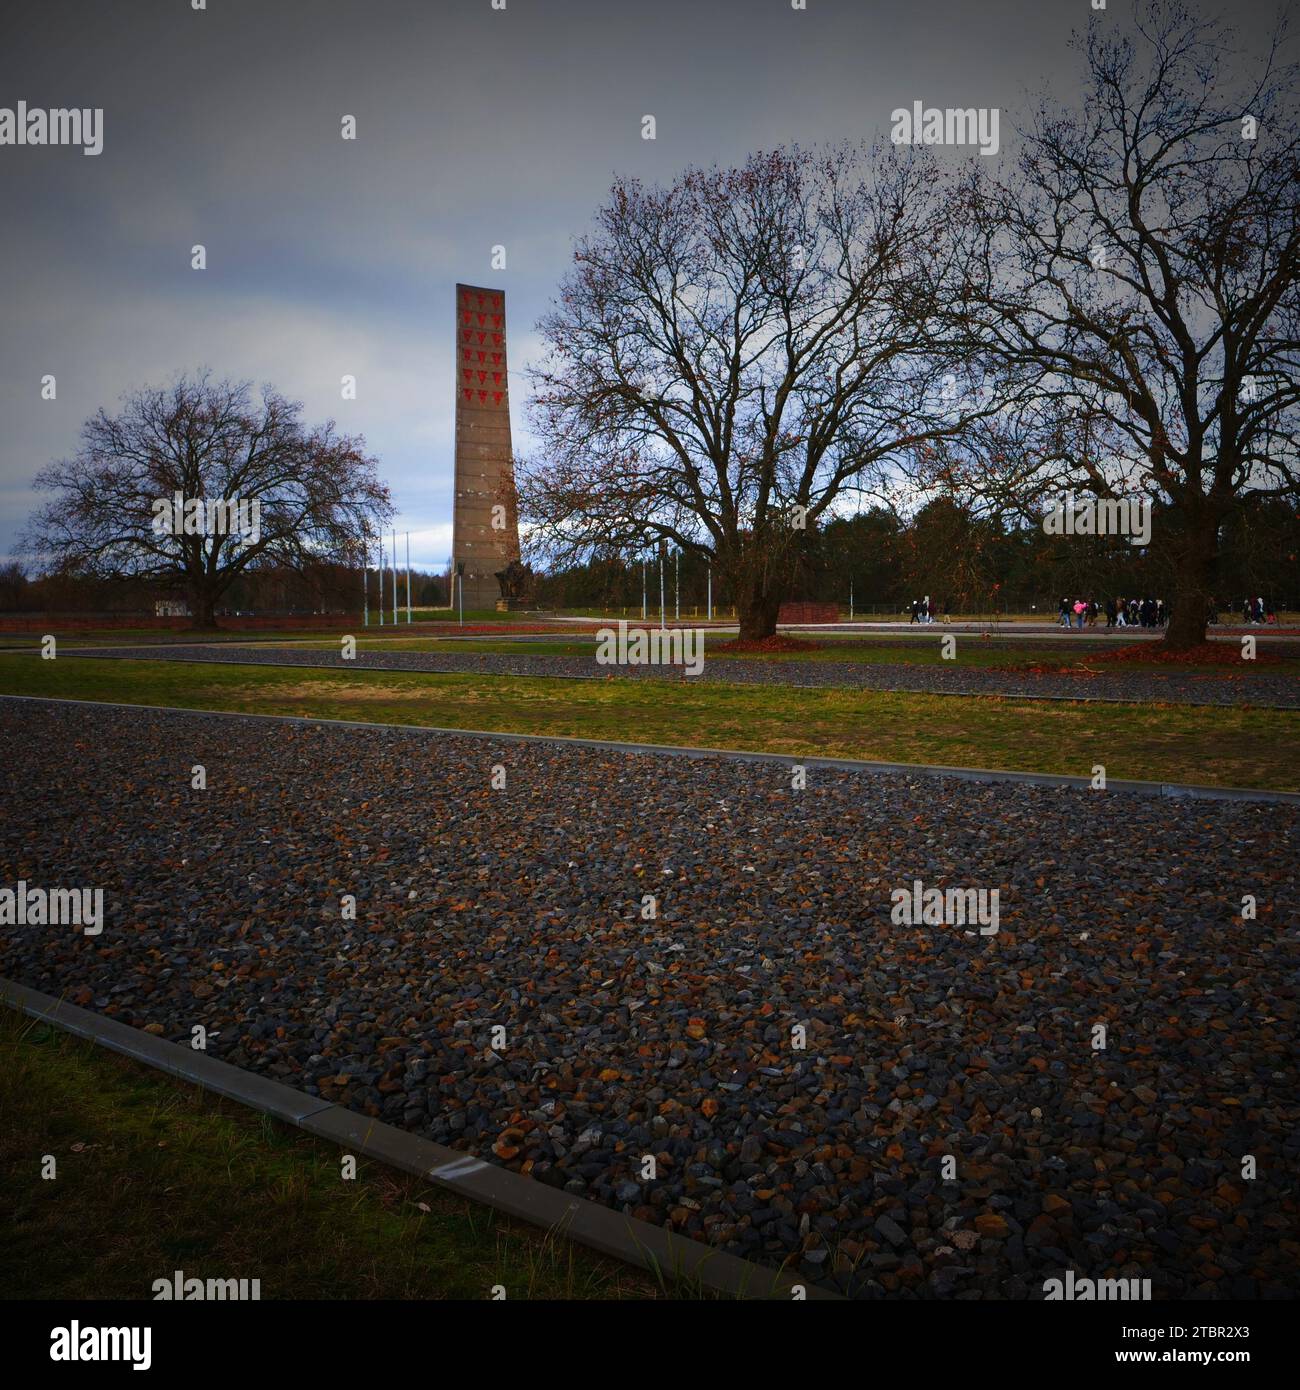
top-left (0, 612), bottom-right (358, 633)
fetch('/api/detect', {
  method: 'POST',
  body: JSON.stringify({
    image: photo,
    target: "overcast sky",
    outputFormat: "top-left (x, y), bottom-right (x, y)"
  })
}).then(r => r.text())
top-left (0, 0), bottom-right (1253, 568)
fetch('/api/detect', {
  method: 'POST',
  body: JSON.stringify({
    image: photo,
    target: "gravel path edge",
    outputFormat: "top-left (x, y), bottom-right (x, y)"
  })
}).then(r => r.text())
top-left (3, 693), bottom-right (1296, 804)
top-left (0, 976), bottom-right (832, 1302)
top-left (43, 646), bottom-right (1300, 711)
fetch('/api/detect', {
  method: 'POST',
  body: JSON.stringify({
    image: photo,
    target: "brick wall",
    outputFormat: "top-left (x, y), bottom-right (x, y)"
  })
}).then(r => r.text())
top-left (777, 602), bottom-right (841, 624)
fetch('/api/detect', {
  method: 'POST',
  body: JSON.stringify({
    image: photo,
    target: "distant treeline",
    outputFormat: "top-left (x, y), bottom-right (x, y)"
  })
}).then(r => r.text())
top-left (0, 560), bottom-right (448, 615)
top-left (532, 497), bottom-right (1300, 614)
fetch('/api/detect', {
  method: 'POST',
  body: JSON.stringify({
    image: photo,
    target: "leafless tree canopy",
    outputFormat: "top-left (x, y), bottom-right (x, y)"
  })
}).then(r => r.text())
top-left (521, 144), bottom-right (1005, 639)
top-left (931, 0), bottom-right (1300, 644)
top-left (524, 2), bottom-right (1298, 646)
top-left (22, 373), bottom-right (392, 625)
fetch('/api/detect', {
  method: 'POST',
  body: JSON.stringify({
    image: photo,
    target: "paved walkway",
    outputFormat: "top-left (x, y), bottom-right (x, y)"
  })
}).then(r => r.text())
top-left (56, 642), bottom-right (1300, 708)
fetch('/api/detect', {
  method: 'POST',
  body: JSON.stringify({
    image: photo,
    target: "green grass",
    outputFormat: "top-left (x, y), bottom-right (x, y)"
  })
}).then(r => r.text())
top-left (409, 607), bottom-right (539, 623)
top-left (303, 636), bottom-right (601, 654)
top-left (281, 631), bottom-right (1300, 676)
top-left (1, 652), bottom-right (1295, 790)
top-left (0, 1005), bottom-right (670, 1300)
top-left (702, 634), bottom-right (1300, 675)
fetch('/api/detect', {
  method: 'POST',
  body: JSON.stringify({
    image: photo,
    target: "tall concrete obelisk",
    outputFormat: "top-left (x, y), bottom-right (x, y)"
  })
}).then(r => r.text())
top-left (451, 283), bottom-right (521, 610)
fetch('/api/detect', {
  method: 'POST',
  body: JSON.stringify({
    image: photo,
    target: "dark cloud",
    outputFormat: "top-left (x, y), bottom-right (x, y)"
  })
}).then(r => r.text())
top-left (0, 0), bottom-right (1241, 565)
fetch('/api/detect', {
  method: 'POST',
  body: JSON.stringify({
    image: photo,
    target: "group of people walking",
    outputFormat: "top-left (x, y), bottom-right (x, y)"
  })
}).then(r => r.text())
top-left (1056, 595), bottom-right (1279, 627)
top-left (1239, 596), bottom-right (1277, 625)
top-left (1058, 596), bottom-right (1167, 629)
top-left (897, 593), bottom-right (1280, 627)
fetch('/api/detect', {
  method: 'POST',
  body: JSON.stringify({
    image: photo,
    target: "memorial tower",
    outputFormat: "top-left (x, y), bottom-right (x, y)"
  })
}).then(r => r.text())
top-left (451, 283), bottom-right (521, 609)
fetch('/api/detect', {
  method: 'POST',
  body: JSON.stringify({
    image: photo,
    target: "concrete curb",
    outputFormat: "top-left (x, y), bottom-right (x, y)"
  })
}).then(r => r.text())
top-left (0, 976), bottom-right (835, 1301)
top-left (33, 645), bottom-right (1300, 713)
top-left (2, 692), bottom-right (1297, 804)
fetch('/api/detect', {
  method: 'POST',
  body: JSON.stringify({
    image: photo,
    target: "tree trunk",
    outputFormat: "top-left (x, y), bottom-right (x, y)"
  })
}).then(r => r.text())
top-left (736, 577), bottom-right (782, 642)
top-left (190, 588), bottom-right (219, 630)
top-left (1162, 512), bottom-right (1217, 651)
top-left (1164, 600), bottom-right (1207, 650)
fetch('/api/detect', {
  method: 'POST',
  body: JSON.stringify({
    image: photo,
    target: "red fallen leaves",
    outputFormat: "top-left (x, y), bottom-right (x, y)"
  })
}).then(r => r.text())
top-left (711, 634), bottom-right (820, 653)
top-left (1092, 641), bottom-right (1289, 667)
top-left (417, 622), bottom-right (601, 636)
top-left (992, 641), bottom-right (1296, 673)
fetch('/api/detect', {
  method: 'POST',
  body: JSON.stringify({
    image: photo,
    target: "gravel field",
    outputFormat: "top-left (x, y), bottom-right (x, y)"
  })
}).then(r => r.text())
top-left (1, 697), bottom-right (1297, 1298)
top-left (56, 643), bottom-right (1300, 708)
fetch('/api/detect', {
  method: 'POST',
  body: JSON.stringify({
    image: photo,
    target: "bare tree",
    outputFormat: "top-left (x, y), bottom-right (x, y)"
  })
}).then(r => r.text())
top-left (22, 373), bottom-right (392, 627)
top-left (937, 0), bottom-right (1300, 647)
top-left (521, 144), bottom-right (1005, 640)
